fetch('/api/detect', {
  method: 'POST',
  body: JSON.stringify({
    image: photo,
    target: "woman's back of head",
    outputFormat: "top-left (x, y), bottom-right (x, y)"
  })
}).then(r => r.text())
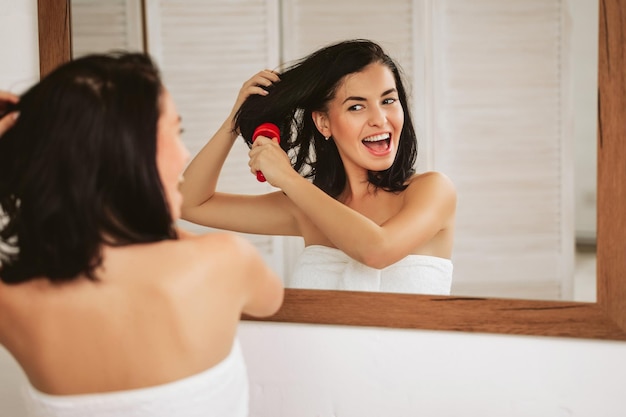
top-left (0, 52), bottom-right (176, 284)
top-left (234, 39), bottom-right (417, 197)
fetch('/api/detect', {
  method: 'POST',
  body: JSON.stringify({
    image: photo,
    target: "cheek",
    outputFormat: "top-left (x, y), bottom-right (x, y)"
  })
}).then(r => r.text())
top-left (157, 137), bottom-right (189, 178)
top-left (331, 115), bottom-right (359, 139)
top-left (391, 109), bottom-right (405, 133)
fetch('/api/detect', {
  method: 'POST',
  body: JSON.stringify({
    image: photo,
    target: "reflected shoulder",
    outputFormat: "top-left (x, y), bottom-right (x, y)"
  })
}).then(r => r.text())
top-left (183, 231), bottom-right (257, 258)
top-left (407, 171), bottom-right (456, 192)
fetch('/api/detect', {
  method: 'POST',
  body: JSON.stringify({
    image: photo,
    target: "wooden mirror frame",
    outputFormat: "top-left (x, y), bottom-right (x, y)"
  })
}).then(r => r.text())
top-left (38, 0), bottom-right (626, 340)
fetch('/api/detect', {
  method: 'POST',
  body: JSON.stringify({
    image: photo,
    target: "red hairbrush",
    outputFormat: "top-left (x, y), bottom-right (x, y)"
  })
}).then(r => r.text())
top-left (252, 123), bottom-right (281, 182)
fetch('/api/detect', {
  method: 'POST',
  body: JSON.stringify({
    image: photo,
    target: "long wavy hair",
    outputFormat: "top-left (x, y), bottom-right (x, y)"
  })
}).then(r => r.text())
top-left (235, 39), bottom-right (418, 197)
top-left (0, 52), bottom-right (177, 284)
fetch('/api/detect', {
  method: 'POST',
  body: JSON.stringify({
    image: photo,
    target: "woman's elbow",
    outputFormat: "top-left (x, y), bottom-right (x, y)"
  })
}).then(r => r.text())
top-left (357, 248), bottom-right (396, 270)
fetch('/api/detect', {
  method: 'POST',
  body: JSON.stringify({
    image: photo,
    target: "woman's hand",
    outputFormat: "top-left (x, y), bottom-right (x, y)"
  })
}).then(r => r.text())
top-left (0, 91), bottom-right (19, 137)
top-left (227, 70), bottom-right (280, 132)
top-left (248, 136), bottom-right (294, 187)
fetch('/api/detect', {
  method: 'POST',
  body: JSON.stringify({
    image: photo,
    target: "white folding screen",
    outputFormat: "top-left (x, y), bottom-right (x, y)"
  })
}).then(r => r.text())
top-left (143, 0), bottom-right (286, 276)
top-left (281, 0), bottom-right (415, 69)
top-left (430, 0), bottom-right (574, 299)
top-left (70, 0), bottom-right (144, 58)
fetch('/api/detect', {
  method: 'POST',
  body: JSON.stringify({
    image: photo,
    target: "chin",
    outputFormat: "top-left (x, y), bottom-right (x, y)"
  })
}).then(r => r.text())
top-left (368, 158), bottom-right (395, 172)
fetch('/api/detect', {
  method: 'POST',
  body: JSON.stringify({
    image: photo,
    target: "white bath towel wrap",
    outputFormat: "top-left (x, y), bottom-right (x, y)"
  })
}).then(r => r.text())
top-left (288, 245), bottom-right (453, 295)
top-left (22, 339), bottom-right (249, 417)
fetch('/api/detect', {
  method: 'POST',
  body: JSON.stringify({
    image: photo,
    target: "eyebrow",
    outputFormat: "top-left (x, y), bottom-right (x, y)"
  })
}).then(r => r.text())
top-left (342, 88), bottom-right (398, 104)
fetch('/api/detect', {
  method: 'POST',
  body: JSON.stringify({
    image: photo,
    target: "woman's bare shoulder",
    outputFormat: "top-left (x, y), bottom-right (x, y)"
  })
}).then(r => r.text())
top-left (173, 231), bottom-right (283, 317)
top-left (405, 171), bottom-right (456, 196)
top-left (407, 170), bottom-right (454, 185)
top-left (177, 230), bottom-right (259, 261)
top-left (167, 231), bottom-right (273, 287)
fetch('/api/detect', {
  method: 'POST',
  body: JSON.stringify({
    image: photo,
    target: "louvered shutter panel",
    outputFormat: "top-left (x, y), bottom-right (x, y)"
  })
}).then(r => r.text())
top-left (144, 0), bottom-right (285, 276)
top-left (71, 0), bottom-right (144, 57)
top-left (431, 0), bottom-right (574, 299)
top-left (281, 0), bottom-right (414, 67)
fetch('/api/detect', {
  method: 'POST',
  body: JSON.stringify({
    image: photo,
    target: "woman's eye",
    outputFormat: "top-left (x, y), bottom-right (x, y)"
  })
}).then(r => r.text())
top-left (383, 98), bottom-right (397, 105)
top-left (348, 104), bottom-right (364, 111)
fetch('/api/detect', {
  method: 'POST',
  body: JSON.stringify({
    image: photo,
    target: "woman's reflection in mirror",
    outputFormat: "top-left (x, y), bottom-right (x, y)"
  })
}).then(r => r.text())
top-left (181, 39), bottom-right (456, 295)
top-left (0, 53), bottom-right (283, 417)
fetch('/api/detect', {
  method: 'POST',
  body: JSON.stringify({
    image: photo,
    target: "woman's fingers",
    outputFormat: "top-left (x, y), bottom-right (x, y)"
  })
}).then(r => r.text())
top-left (242, 71), bottom-right (280, 95)
top-left (0, 91), bottom-right (20, 136)
top-left (248, 137), bottom-right (285, 177)
top-left (0, 112), bottom-right (18, 137)
top-left (229, 70), bottom-right (280, 133)
top-left (0, 90), bottom-right (19, 104)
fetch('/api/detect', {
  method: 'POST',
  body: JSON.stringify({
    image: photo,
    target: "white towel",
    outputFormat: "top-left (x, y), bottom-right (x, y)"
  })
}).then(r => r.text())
top-left (22, 340), bottom-right (249, 417)
top-left (288, 245), bottom-right (453, 295)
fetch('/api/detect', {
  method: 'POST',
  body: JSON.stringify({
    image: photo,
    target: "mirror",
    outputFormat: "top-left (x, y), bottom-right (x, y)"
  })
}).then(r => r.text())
top-left (68, 0), bottom-right (597, 302)
top-left (38, 0), bottom-right (626, 340)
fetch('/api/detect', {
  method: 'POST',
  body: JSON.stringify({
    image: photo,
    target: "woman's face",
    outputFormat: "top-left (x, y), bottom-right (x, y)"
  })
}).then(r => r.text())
top-left (156, 89), bottom-right (189, 220)
top-left (314, 63), bottom-right (404, 176)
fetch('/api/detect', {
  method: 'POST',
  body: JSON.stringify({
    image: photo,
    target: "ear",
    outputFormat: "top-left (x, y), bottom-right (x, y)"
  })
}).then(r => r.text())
top-left (311, 111), bottom-right (330, 138)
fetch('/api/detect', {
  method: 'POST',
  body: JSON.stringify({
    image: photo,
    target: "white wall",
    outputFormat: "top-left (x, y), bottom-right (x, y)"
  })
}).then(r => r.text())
top-left (239, 322), bottom-right (626, 417)
top-left (1, 1), bottom-right (625, 416)
top-left (0, 0), bottom-right (39, 93)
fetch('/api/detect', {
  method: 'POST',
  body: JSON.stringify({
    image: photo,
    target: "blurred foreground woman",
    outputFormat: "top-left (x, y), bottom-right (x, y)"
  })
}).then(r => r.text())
top-left (0, 52), bottom-right (283, 417)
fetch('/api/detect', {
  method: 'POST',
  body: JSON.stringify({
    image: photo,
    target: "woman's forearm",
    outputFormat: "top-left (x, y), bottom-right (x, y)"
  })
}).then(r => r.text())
top-left (180, 70), bottom-right (279, 209)
top-left (277, 172), bottom-right (455, 269)
top-left (278, 174), bottom-right (387, 264)
top-left (179, 119), bottom-right (238, 208)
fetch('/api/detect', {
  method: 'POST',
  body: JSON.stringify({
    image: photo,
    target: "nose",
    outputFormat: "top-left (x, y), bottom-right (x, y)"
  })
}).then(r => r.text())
top-left (368, 104), bottom-right (386, 127)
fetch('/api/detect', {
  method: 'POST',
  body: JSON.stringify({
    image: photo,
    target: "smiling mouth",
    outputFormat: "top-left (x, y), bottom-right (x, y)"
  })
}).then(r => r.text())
top-left (362, 133), bottom-right (391, 153)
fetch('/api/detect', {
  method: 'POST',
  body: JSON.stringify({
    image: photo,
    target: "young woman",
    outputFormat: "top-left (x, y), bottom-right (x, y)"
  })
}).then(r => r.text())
top-left (0, 53), bottom-right (283, 417)
top-left (181, 39), bottom-right (456, 295)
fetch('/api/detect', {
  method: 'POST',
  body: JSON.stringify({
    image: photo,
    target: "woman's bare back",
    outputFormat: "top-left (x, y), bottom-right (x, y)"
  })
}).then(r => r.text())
top-left (0, 232), bottom-right (282, 395)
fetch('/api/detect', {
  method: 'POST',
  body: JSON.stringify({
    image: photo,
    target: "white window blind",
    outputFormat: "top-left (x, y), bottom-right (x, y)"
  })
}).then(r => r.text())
top-left (281, 0), bottom-right (415, 68)
top-left (144, 0), bottom-right (285, 276)
top-left (431, 0), bottom-right (574, 299)
top-left (70, 0), bottom-right (144, 58)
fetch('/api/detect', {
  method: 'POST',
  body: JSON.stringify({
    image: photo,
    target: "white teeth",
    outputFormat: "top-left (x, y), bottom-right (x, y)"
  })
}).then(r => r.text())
top-left (363, 133), bottom-right (390, 142)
